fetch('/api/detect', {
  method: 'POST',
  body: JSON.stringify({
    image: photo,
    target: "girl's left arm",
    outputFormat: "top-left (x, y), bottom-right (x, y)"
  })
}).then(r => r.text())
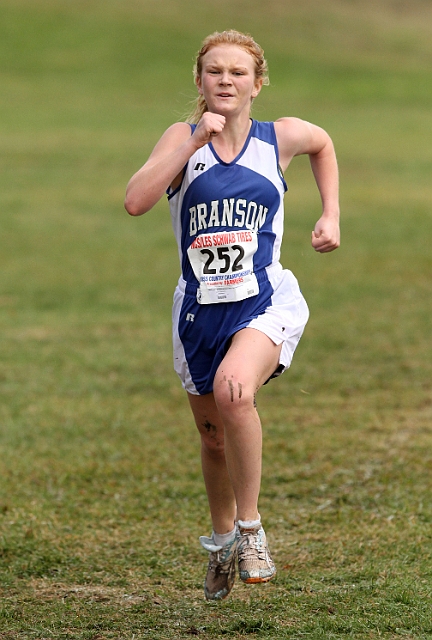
top-left (275, 117), bottom-right (340, 253)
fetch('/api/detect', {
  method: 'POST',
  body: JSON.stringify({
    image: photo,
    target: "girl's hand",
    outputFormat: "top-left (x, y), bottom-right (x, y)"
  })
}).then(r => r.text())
top-left (192, 112), bottom-right (226, 147)
top-left (311, 215), bottom-right (340, 253)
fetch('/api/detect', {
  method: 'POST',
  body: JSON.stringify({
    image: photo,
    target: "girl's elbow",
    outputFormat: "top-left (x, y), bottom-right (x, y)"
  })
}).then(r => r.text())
top-left (124, 194), bottom-right (147, 216)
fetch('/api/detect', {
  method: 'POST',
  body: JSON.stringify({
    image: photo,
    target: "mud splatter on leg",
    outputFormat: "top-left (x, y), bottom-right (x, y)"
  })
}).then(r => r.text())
top-left (203, 420), bottom-right (219, 442)
top-left (203, 419), bottom-right (216, 433)
top-left (228, 379), bottom-right (234, 402)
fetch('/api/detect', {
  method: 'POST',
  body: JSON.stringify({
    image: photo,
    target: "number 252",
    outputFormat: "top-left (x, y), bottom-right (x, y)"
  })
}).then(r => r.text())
top-left (200, 245), bottom-right (245, 275)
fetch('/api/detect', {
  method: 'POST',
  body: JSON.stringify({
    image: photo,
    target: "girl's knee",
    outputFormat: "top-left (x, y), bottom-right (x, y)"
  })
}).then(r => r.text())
top-left (197, 418), bottom-right (225, 456)
top-left (201, 433), bottom-right (225, 459)
top-left (213, 373), bottom-right (256, 416)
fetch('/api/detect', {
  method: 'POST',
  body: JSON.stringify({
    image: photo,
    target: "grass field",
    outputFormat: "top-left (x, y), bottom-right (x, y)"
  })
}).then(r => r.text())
top-left (0, 0), bottom-right (431, 638)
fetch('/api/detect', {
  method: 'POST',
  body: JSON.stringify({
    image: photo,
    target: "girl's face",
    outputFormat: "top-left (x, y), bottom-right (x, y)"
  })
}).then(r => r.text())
top-left (197, 44), bottom-right (262, 117)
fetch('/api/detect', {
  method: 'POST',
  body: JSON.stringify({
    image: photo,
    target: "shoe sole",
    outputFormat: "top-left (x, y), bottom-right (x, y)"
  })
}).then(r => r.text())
top-left (240, 571), bottom-right (276, 584)
top-left (204, 588), bottom-right (232, 600)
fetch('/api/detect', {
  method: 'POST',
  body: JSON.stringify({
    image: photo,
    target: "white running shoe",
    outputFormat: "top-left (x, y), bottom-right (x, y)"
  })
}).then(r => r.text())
top-left (237, 523), bottom-right (276, 584)
top-left (199, 534), bottom-right (237, 600)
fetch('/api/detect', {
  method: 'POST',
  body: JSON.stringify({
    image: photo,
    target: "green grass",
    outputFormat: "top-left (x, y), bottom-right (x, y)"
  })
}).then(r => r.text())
top-left (0, 0), bottom-right (432, 637)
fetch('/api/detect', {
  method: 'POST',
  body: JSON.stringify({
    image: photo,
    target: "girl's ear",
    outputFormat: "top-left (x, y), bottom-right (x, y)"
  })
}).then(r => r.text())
top-left (195, 75), bottom-right (203, 95)
top-left (251, 78), bottom-right (263, 99)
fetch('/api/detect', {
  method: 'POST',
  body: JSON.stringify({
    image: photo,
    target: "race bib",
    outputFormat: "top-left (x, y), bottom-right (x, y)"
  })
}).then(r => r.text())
top-left (187, 230), bottom-right (259, 304)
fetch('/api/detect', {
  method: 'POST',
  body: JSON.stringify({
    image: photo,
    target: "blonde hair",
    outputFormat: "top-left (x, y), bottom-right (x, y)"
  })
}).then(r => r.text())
top-left (186, 30), bottom-right (269, 124)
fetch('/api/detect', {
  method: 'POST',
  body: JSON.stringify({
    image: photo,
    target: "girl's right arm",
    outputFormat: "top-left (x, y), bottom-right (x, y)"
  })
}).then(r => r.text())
top-left (124, 113), bottom-right (226, 216)
top-left (124, 122), bottom-right (196, 216)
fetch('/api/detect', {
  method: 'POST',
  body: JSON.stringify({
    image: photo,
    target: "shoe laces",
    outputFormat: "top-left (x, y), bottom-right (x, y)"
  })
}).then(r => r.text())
top-left (208, 547), bottom-right (235, 574)
top-left (238, 530), bottom-right (268, 561)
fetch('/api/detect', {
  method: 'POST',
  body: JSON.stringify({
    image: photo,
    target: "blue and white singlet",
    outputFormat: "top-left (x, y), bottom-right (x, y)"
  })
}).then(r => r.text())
top-left (169, 119), bottom-right (309, 395)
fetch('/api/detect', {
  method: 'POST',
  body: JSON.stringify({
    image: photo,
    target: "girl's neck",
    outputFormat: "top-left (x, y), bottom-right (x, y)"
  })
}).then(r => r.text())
top-left (210, 115), bottom-right (252, 163)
